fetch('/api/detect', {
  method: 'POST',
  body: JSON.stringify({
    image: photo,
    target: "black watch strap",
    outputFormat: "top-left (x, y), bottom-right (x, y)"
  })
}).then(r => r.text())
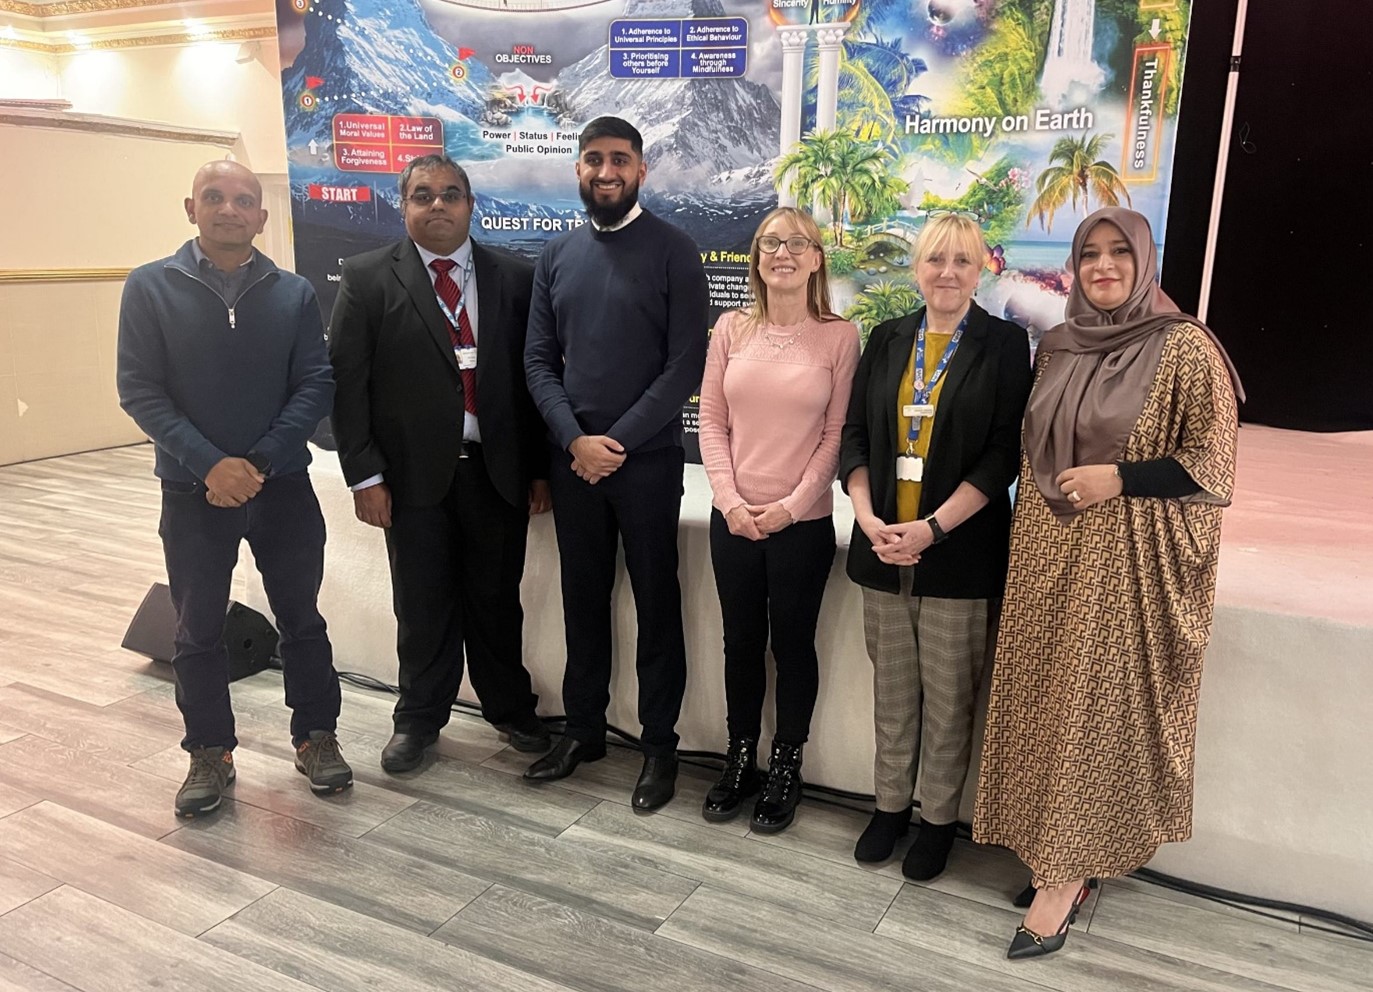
top-left (924, 513), bottom-right (949, 545)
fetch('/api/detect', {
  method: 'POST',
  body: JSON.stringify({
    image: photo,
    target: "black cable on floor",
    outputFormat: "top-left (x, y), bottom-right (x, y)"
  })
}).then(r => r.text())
top-left (333, 669), bottom-right (1373, 942)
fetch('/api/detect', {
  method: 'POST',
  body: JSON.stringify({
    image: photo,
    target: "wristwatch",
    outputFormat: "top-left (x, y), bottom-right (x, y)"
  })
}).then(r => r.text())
top-left (245, 450), bottom-right (272, 477)
top-left (923, 513), bottom-right (949, 545)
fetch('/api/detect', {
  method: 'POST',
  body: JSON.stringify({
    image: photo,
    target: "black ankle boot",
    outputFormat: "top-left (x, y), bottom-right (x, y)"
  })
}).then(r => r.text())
top-left (702, 737), bottom-right (760, 823)
top-left (750, 740), bottom-right (803, 834)
top-left (901, 818), bottom-right (958, 881)
top-left (854, 805), bottom-right (912, 863)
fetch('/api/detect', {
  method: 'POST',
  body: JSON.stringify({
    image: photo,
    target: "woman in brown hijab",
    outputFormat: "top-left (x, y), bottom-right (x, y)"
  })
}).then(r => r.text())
top-left (973, 207), bottom-right (1243, 960)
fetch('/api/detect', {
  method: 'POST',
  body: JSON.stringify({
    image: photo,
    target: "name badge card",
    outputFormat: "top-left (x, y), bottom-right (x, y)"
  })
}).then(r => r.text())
top-left (455, 346), bottom-right (477, 370)
top-left (896, 455), bottom-right (923, 482)
top-left (903, 404), bottom-right (935, 419)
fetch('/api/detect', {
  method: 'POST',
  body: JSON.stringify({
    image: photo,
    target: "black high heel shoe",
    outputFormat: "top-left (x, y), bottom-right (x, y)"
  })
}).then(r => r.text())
top-left (1006, 883), bottom-right (1091, 960)
top-left (1012, 876), bottom-right (1098, 909)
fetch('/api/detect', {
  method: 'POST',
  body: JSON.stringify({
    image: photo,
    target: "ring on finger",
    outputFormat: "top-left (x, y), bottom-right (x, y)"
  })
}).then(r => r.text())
top-left (1068, 490), bottom-right (1082, 503)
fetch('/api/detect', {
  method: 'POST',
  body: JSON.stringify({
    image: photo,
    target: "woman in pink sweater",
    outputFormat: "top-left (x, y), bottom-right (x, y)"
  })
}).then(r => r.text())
top-left (697, 207), bottom-right (860, 833)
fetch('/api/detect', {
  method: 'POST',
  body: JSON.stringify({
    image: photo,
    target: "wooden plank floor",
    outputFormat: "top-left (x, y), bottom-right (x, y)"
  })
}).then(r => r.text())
top-left (0, 445), bottom-right (1366, 992)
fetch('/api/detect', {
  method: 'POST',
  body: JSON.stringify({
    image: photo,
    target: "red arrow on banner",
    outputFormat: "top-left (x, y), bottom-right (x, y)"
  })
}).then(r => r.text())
top-left (305, 75), bottom-right (324, 89)
top-left (457, 47), bottom-right (475, 60)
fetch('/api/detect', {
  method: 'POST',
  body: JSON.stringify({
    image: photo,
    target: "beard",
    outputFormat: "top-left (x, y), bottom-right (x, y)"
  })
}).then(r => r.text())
top-left (579, 177), bottom-right (640, 228)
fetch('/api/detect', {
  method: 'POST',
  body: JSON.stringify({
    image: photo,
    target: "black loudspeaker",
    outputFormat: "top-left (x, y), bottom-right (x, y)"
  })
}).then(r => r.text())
top-left (121, 582), bottom-right (278, 682)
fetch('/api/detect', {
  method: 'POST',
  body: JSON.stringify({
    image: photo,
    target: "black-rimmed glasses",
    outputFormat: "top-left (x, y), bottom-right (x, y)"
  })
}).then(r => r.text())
top-left (405, 189), bottom-right (469, 206)
top-left (756, 235), bottom-right (816, 255)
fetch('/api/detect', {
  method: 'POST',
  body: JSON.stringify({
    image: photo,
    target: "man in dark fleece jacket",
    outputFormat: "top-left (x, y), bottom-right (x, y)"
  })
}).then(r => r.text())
top-left (523, 116), bottom-right (708, 810)
top-left (117, 160), bottom-right (350, 818)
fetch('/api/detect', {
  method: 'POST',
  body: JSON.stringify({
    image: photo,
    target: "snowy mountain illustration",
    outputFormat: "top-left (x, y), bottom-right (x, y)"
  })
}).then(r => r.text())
top-left (557, 0), bottom-right (780, 183)
top-left (282, 0), bottom-right (493, 147)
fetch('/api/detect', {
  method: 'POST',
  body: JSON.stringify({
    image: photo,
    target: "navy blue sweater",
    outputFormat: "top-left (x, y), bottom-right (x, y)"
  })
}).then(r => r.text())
top-left (524, 210), bottom-right (708, 453)
top-left (117, 240), bottom-right (334, 483)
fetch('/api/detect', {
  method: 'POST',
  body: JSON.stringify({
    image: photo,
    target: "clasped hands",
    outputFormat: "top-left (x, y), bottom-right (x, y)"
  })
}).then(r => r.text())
top-left (204, 457), bottom-right (264, 508)
top-left (569, 435), bottom-right (626, 484)
top-left (724, 502), bottom-right (793, 541)
top-left (857, 513), bottom-right (934, 566)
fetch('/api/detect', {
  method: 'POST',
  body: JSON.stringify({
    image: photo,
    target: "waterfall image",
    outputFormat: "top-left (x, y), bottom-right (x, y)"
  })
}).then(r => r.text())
top-left (1040, 0), bottom-right (1105, 106)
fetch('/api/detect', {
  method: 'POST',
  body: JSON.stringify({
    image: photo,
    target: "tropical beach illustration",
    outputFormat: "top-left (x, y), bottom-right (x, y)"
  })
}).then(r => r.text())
top-left (767, 0), bottom-right (1189, 343)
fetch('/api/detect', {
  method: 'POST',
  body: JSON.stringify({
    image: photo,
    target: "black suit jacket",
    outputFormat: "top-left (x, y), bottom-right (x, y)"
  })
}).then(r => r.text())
top-left (839, 302), bottom-right (1033, 598)
top-left (328, 238), bottom-right (545, 508)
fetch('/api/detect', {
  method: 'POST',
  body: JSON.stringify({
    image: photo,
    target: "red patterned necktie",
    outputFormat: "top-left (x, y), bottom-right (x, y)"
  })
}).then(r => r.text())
top-left (429, 258), bottom-right (477, 415)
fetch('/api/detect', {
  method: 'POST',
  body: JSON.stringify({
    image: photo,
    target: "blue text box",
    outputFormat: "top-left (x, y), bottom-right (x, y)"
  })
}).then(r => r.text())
top-left (609, 19), bottom-right (682, 48)
top-left (610, 48), bottom-right (681, 79)
top-left (682, 47), bottom-right (747, 78)
top-left (682, 17), bottom-right (748, 49)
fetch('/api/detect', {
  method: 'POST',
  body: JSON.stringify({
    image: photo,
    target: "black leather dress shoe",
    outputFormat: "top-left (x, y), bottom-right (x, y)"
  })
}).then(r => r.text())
top-left (494, 717), bottom-right (552, 753)
top-left (523, 736), bottom-right (606, 781)
top-left (632, 755), bottom-right (678, 811)
top-left (380, 731), bottom-right (438, 773)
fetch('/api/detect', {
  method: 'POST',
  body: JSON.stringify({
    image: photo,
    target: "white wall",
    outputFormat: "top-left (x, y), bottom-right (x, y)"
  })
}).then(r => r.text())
top-left (56, 40), bottom-right (288, 173)
top-left (0, 49), bottom-right (61, 99)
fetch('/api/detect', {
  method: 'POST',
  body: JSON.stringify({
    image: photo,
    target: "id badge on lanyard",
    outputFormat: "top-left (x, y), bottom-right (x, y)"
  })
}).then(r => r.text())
top-left (898, 314), bottom-right (966, 483)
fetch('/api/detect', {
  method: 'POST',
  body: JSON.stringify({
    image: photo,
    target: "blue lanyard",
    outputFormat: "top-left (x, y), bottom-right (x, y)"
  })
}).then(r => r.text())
top-left (433, 257), bottom-right (473, 333)
top-left (906, 313), bottom-right (966, 446)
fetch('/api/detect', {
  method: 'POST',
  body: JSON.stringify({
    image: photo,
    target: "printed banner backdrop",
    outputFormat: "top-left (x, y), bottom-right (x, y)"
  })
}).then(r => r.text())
top-left (276, 0), bottom-right (1195, 459)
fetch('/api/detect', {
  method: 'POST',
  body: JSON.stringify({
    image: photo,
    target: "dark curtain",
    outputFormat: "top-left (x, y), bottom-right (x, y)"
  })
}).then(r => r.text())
top-left (1164, 1), bottom-right (1373, 431)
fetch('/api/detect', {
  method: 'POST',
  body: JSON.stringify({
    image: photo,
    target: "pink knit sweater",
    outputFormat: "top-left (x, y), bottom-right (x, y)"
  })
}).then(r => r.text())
top-left (698, 310), bottom-right (860, 522)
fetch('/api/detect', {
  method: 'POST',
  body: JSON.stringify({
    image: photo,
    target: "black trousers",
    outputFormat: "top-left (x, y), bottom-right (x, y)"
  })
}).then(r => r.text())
top-left (158, 470), bottom-right (340, 751)
top-left (385, 447), bottom-right (538, 734)
top-left (548, 443), bottom-right (687, 757)
top-left (709, 510), bottom-right (836, 745)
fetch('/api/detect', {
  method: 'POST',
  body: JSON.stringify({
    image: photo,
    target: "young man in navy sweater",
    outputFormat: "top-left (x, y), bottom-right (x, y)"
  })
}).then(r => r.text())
top-left (523, 117), bottom-right (709, 810)
top-left (117, 160), bottom-right (350, 817)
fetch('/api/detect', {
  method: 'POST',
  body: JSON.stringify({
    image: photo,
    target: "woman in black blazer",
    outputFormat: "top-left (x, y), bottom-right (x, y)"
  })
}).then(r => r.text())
top-left (840, 214), bottom-right (1032, 880)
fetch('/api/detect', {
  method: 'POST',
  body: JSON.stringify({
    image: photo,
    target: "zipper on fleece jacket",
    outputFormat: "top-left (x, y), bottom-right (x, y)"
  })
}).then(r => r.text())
top-left (166, 262), bottom-right (274, 330)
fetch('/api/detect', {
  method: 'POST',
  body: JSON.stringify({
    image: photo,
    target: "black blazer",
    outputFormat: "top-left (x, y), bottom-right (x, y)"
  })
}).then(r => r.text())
top-left (328, 238), bottom-right (546, 508)
top-left (839, 302), bottom-right (1032, 598)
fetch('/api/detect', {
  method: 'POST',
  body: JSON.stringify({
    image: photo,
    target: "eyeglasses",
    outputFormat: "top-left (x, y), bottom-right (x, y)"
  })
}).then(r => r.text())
top-left (404, 189), bottom-right (469, 206)
top-left (756, 235), bottom-right (816, 255)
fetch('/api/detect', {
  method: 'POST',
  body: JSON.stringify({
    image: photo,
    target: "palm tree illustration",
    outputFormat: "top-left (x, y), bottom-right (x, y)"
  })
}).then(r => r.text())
top-left (1027, 133), bottom-right (1132, 233)
top-left (844, 280), bottom-right (923, 344)
top-left (777, 131), bottom-right (908, 248)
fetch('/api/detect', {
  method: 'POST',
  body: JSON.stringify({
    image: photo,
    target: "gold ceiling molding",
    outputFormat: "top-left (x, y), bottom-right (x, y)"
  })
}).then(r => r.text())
top-left (0, 107), bottom-right (238, 144)
top-left (0, 0), bottom-right (190, 17)
top-left (0, 267), bottom-right (133, 283)
top-left (0, 24), bottom-right (275, 53)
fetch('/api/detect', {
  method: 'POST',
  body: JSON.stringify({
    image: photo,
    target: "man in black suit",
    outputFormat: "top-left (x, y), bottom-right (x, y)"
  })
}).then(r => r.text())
top-left (329, 154), bottom-right (551, 773)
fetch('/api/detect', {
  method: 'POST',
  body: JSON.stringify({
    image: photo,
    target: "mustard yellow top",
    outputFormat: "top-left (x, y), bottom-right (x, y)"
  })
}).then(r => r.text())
top-left (895, 330), bottom-right (953, 523)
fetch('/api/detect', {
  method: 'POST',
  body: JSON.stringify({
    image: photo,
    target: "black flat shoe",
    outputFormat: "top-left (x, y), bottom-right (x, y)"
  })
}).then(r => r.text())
top-left (494, 716), bottom-right (552, 753)
top-left (523, 736), bottom-right (606, 781)
top-left (854, 806), bottom-right (912, 863)
top-left (1006, 884), bottom-right (1091, 960)
top-left (901, 819), bottom-right (957, 881)
top-left (380, 731), bottom-right (438, 773)
top-left (632, 754), bottom-right (678, 810)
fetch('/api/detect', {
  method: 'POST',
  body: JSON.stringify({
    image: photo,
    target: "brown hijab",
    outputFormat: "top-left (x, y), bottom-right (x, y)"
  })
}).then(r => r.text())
top-left (1024, 207), bottom-right (1244, 520)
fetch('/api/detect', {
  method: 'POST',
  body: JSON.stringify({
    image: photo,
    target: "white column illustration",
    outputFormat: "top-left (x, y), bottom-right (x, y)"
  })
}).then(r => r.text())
top-left (814, 24), bottom-right (850, 133)
top-left (777, 27), bottom-right (810, 208)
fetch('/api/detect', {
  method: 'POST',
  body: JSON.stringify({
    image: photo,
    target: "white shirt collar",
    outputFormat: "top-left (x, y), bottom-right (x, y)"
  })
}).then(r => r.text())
top-left (590, 202), bottom-right (643, 233)
top-left (414, 237), bottom-right (473, 273)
